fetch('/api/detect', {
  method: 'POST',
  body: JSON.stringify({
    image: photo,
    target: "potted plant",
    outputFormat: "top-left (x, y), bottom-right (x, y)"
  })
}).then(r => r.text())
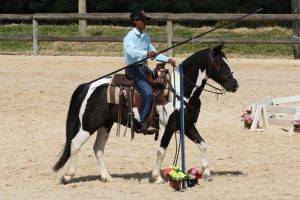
top-left (163, 166), bottom-right (202, 190)
top-left (291, 119), bottom-right (300, 133)
top-left (240, 108), bottom-right (254, 129)
top-left (163, 166), bottom-right (187, 190)
top-left (186, 167), bottom-right (203, 187)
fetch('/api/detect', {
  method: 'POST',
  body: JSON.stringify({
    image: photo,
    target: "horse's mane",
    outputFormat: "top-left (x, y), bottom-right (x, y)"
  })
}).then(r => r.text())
top-left (182, 48), bottom-right (212, 68)
top-left (182, 46), bottom-right (227, 70)
top-left (179, 46), bottom-right (226, 97)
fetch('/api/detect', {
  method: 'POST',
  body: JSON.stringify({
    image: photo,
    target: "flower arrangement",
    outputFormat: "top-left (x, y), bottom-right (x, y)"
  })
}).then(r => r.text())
top-left (240, 108), bottom-right (254, 129)
top-left (186, 167), bottom-right (203, 180)
top-left (291, 119), bottom-right (300, 128)
top-left (291, 119), bottom-right (300, 133)
top-left (163, 166), bottom-right (202, 190)
top-left (163, 166), bottom-right (188, 181)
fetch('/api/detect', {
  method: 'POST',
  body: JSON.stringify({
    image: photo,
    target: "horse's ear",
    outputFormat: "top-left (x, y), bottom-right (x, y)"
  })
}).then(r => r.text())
top-left (212, 43), bottom-right (225, 56)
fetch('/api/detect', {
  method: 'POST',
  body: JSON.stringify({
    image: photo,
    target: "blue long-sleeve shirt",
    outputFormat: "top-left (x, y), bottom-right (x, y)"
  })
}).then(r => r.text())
top-left (123, 27), bottom-right (169, 65)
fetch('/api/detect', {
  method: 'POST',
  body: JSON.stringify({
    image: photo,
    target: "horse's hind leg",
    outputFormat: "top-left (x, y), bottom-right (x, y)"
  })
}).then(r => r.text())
top-left (186, 125), bottom-right (212, 181)
top-left (93, 122), bottom-right (113, 182)
top-left (61, 129), bottom-right (91, 184)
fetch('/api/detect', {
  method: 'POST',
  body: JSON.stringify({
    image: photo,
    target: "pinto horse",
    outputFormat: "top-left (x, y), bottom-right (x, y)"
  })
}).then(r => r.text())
top-left (53, 44), bottom-right (239, 184)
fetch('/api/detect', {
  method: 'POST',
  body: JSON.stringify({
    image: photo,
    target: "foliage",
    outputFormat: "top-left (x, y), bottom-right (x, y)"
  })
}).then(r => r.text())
top-left (0, 0), bottom-right (292, 15)
top-left (0, 1), bottom-right (293, 27)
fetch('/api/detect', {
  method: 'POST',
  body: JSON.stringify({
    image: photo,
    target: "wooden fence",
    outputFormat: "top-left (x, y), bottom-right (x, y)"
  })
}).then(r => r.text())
top-left (0, 13), bottom-right (300, 57)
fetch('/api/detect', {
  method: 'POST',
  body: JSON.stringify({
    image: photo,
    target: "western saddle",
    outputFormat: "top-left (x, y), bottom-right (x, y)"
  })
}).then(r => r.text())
top-left (108, 63), bottom-right (171, 140)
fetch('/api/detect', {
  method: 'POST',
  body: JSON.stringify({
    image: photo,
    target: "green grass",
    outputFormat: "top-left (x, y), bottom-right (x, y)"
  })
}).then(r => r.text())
top-left (0, 24), bottom-right (294, 58)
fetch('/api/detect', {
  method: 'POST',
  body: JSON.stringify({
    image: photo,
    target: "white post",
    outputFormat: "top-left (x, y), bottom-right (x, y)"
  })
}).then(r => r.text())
top-left (79, 0), bottom-right (87, 37)
top-left (250, 105), bottom-right (262, 131)
top-left (261, 106), bottom-right (269, 130)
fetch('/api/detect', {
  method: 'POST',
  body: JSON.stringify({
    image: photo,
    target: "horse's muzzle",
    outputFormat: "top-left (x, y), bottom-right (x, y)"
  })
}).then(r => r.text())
top-left (224, 78), bottom-right (239, 92)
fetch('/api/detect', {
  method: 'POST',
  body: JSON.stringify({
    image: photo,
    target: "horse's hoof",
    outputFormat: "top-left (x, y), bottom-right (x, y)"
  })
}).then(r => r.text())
top-left (154, 176), bottom-right (165, 184)
top-left (203, 170), bottom-right (213, 181)
top-left (60, 175), bottom-right (73, 185)
top-left (202, 168), bottom-right (213, 181)
top-left (100, 174), bottom-right (113, 183)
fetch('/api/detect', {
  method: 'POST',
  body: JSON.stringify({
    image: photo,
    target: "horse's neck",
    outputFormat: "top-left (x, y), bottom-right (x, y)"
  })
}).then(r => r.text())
top-left (169, 69), bottom-right (206, 101)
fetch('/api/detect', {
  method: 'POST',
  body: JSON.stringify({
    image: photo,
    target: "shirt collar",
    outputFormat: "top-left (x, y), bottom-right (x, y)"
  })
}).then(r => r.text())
top-left (133, 27), bottom-right (145, 38)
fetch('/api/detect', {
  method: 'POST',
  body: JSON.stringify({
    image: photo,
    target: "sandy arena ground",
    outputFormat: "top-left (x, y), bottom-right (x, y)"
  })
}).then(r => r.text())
top-left (0, 55), bottom-right (300, 200)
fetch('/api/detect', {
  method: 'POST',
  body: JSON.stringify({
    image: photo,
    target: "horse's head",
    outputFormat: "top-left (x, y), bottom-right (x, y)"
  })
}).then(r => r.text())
top-left (207, 44), bottom-right (239, 93)
top-left (181, 44), bottom-right (239, 98)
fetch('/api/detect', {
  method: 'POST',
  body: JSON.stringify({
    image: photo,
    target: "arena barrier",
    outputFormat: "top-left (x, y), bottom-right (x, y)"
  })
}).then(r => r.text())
top-left (250, 95), bottom-right (300, 135)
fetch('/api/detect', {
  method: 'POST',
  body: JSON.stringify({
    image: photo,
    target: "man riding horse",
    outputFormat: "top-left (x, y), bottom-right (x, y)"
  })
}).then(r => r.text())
top-left (123, 9), bottom-right (176, 134)
top-left (53, 8), bottom-right (246, 185)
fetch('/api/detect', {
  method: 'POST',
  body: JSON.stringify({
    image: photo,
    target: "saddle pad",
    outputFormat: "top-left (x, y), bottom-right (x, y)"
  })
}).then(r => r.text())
top-left (107, 74), bottom-right (134, 105)
top-left (107, 85), bottom-right (121, 104)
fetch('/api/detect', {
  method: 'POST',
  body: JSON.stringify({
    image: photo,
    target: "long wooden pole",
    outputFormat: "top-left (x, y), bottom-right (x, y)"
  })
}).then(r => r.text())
top-left (90, 8), bottom-right (263, 83)
top-left (79, 0), bottom-right (87, 37)
top-left (292, 0), bottom-right (300, 59)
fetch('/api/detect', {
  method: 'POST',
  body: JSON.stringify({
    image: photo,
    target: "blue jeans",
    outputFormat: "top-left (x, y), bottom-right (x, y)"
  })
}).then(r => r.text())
top-left (127, 66), bottom-right (153, 123)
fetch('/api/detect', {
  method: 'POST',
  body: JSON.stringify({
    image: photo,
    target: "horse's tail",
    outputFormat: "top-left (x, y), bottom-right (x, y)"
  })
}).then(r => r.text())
top-left (53, 83), bottom-right (90, 172)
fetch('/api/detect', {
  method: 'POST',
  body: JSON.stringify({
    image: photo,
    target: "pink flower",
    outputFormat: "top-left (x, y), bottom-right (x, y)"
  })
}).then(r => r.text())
top-left (292, 119), bottom-right (300, 128)
top-left (186, 167), bottom-right (203, 180)
top-left (240, 109), bottom-right (253, 124)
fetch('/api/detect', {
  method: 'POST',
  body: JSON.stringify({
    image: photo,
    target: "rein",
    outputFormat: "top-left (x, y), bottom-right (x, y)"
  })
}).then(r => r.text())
top-left (173, 64), bottom-right (225, 96)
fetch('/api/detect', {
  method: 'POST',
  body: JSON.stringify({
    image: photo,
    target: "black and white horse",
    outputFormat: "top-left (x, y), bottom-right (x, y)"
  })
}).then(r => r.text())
top-left (53, 44), bottom-right (239, 184)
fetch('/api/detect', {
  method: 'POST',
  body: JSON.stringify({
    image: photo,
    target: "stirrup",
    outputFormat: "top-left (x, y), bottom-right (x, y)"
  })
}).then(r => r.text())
top-left (146, 126), bottom-right (158, 133)
top-left (141, 123), bottom-right (157, 135)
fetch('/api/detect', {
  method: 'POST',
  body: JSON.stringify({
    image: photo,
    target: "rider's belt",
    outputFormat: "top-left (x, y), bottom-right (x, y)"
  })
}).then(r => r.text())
top-left (126, 63), bottom-right (148, 79)
top-left (133, 63), bottom-right (147, 69)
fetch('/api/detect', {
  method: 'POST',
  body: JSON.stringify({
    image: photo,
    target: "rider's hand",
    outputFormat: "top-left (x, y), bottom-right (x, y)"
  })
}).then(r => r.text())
top-left (147, 51), bottom-right (157, 58)
top-left (168, 58), bottom-right (176, 66)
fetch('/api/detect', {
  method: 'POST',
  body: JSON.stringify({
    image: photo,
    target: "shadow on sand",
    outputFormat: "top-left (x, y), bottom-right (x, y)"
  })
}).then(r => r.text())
top-left (62, 170), bottom-right (244, 184)
top-left (65, 171), bottom-right (152, 184)
top-left (211, 170), bottom-right (245, 177)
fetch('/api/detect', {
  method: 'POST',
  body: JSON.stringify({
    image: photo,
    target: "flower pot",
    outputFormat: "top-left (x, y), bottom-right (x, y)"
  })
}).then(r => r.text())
top-left (187, 178), bottom-right (198, 187)
top-left (169, 180), bottom-right (182, 191)
top-left (244, 123), bottom-right (251, 129)
top-left (294, 127), bottom-right (300, 133)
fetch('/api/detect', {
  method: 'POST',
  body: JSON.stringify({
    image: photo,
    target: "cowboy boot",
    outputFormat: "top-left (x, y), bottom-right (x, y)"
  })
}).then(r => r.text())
top-left (140, 119), bottom-right (158, 135)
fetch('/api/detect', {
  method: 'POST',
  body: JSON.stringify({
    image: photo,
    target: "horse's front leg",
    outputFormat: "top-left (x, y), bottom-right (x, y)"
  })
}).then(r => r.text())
top-left (186, 125), bottom-right (212, 181)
